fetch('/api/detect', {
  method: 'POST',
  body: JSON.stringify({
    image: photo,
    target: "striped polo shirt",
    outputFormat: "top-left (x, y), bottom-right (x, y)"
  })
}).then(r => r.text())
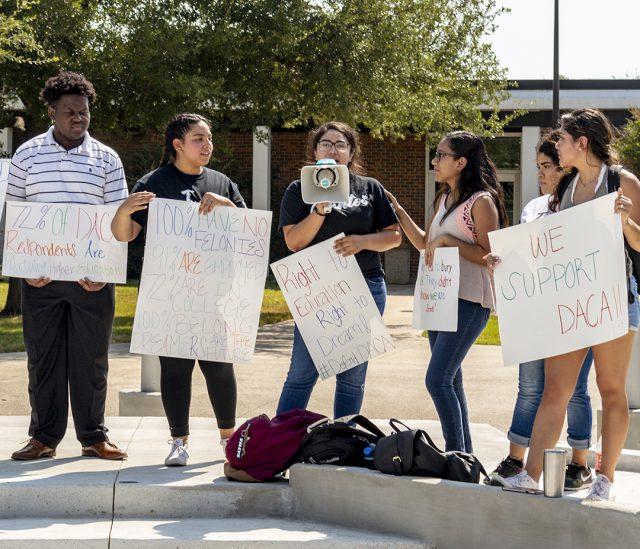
top-left (6, 126), bottom-right (128, 205)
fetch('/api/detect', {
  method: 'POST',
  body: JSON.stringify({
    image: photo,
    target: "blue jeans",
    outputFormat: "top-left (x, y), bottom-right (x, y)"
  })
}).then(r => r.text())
top-left (508, 351), bottom-right (593, 450)
top-left (426, 299), bottom-right (491, 453)
top-left (276, 276), bottom-right (387, 418)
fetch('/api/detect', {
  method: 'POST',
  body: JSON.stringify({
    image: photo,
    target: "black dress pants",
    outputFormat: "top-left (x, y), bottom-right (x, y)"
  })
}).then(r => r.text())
top-left (21, 280), bottom-right (114, 449)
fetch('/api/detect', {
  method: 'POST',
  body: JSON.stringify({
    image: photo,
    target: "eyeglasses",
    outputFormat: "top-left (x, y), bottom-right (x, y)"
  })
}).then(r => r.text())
top-left (433, 151), bottom-right (458, 161)
top-left (317, 139), bottom-right (350, 152)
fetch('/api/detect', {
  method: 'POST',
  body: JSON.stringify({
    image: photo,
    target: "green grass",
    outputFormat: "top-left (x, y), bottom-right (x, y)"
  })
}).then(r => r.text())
top-left (422, 314), bottom-right (501, 346)
top-left (0, 281), bottom-right (292, 353)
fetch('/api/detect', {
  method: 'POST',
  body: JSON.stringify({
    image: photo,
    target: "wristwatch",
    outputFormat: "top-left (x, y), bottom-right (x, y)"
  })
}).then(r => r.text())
top-left (313, 203), bottom-right (331, 216)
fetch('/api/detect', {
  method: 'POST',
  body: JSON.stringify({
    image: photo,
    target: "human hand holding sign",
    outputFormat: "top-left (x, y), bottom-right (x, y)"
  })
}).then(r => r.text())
top-left (424, 235), bottom-right (448, 268)
top-left (78, 277), bottom-right (106, 292)
top-left (615, 188), bottom-right (633, 225)
top-left (333, 234), bottom-right (365, 257)
top-left (198, 192), bottom-right (236, 215)
top-left (25, 276), bottom-right (51, 288)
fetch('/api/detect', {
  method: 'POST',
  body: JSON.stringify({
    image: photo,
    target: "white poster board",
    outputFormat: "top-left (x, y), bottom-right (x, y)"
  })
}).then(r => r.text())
top-left (489, 193), bottom-right (628, 365)
top-left (130, 199), bottom-right (271, 363)
top-left (2, 201), bottom-right (127, 282)
top-left (271, 233), bottom-right (395, 380)
top-left (413, 248), bottom-right (460, 331)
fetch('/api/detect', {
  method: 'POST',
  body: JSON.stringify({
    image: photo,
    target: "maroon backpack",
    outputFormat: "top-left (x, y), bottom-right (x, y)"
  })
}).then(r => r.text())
top-left (224, 409), bottom-right (326, 481)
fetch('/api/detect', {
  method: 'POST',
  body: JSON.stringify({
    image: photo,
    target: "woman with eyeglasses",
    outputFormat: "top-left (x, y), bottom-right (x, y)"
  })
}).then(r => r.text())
top-left (276, 121), bottom-right (401, 418)
top-left (386, 131), bottom-right (507, 453)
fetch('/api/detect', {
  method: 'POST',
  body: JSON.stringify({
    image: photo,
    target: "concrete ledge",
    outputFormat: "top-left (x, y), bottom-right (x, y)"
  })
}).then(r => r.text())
top-left (119, 390), bottom-right (165, 416)
top-left (290, 464), bottom-right (640, 549)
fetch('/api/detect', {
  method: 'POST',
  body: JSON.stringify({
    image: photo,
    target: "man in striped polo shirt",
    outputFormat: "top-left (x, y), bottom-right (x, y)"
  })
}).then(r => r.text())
top-left (8, 71), bottom-right (129, 460)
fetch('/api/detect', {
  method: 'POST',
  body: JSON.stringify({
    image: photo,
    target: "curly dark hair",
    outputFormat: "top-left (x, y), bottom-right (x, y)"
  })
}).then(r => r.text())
top-left (39, 71), bottom-right (97, 107)
top-left (305, 121), bottom-right (365, 175)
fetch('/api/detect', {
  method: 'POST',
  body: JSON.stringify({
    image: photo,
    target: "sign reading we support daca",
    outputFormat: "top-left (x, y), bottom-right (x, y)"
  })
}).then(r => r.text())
top-left (130, 199), bottom-right (271, 363)
top-left (271, 234), bottom-right (396, 380)
top-left (489, 193), bottom-right (628, 365)
top-left (413, 248), bottom-right (460, 331)
top-left (2, 201), bottom-right (127, 282)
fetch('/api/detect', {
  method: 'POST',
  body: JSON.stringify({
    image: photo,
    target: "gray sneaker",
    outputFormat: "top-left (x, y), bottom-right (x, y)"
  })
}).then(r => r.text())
top-left (585, 473), bottom-right (613, 501)
top-left (165, 438), bottom-right (189, 466)
top-left (564, 463), bottom-right (593, 491)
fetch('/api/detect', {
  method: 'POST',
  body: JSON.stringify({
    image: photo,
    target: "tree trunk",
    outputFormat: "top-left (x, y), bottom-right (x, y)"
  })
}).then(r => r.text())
top-left (1, 277), bottom-right (22, 316)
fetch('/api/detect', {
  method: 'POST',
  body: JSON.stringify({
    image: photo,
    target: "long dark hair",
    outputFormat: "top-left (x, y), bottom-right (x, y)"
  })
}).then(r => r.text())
top-left (305, 121), bottom-right (365, 175)
top-left (539, 130), bottom-right (574, 213)
top-left (549, 109), bottom-right (618, 211)
top-left (434, 131), bottom-right (508, 227)
top-left (160, 113), bottom-right (210, 166)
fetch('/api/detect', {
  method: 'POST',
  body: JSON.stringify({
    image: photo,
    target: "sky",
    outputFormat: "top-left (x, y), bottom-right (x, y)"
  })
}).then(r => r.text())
top-left (489, 0), bottom-right (640, 79)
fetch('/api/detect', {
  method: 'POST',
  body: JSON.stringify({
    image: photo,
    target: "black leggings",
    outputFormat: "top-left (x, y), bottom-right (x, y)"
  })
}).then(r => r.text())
top-left (159, 356), bottom-right (237, 437)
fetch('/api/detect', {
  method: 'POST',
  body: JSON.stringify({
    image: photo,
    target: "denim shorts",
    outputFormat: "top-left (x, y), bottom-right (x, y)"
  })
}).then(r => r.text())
top-left (629, 276), bottom-right (640, 331)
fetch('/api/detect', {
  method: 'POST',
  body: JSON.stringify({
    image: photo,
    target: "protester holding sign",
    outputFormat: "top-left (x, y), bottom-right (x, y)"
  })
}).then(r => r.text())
top-left (276, 121), bottom-right (401, 418)
top-left (503, 109), bottom-right (640, 501)
top-left (484, 132), bottom-right (595, 491)
top-left (423, 132), bottom-right (507, 453)
top-left (111, 113), bottom-right (245, 466)
top-left (8, 72), bottom-right (129, 461)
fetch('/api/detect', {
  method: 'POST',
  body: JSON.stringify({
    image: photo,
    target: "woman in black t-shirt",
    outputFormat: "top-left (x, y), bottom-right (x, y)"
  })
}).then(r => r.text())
top-left (277, 121), bottom-right (401, 418)
top-left (111, 113), bottom-right (245, 467)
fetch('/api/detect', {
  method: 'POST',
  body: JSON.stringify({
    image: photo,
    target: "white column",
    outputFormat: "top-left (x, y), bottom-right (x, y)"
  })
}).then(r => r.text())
top-left (425, 141), bottom-right (434, 226)
top-left (0, 127), bottom-right (13, 155)
top-left (520, 126), bottom-right (541, 215)
top-left (252, 126), bottom-right (271, 210)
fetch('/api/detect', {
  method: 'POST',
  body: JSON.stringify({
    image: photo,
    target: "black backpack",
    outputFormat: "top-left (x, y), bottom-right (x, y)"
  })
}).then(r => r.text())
top-left (299, 415), bottom-right (385, 469)
top-left (373, 419), bottom-right (488, 483)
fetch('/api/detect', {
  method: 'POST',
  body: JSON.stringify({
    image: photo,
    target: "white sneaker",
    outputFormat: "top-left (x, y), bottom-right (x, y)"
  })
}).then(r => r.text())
top-left (585, 474), bottom-right (613, 501)
top-left (164, 438), bottom-right (189, 466)
top-left (502, 471), bottom-right (539, 490)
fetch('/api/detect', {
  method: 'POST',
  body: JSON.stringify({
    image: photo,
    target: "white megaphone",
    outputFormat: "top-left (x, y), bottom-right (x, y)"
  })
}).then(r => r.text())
top-left (300, 158), bottom-right (350, 209)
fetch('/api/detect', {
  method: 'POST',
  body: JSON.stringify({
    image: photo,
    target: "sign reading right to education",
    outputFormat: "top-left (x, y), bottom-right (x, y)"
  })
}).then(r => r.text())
top-left (271, 234), bottom-right (396, 380)
top-left (489, 193), bottom-right (628, 365)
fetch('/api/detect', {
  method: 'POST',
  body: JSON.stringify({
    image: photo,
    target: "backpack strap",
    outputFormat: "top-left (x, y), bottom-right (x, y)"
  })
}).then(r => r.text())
top-left (607, 164), bottom-right (623, 193)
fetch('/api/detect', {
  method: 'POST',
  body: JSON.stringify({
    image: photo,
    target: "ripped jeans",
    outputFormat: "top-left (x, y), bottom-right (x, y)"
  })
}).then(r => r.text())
top-left (276, 276), bottom-right (387, 418)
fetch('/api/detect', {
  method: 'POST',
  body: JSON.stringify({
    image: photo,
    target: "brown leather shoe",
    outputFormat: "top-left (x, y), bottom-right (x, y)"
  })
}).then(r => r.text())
top-left (81, 441), bottom-right (128, 460)
top-left (11, 438), bottom-right (56, 460)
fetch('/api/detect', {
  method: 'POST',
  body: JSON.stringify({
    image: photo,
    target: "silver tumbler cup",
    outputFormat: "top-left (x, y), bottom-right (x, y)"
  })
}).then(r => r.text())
top-left (543, 449), bottom-right (566, 497)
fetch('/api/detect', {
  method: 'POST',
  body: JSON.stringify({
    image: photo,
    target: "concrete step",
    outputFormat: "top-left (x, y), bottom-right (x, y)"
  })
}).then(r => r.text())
top-left (0, 518), bottom-right (430, 548)
top-left (109, 518), bottom-right (430, 547)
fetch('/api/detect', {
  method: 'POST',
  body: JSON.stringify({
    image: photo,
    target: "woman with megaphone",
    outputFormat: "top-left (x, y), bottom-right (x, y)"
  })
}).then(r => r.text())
top-left (276, 121), bottom-right (401, 418)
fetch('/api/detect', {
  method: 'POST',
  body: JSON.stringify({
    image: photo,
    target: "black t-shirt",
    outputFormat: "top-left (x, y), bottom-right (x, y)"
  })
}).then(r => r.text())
top-left (278, 174), bottom-right (398, 278)
top-left (131, 164), bottom-right (246, 229)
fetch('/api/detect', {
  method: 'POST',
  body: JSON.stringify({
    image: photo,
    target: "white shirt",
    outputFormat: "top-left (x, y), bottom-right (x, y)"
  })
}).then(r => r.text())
top-left (6, 126), bottom-right (128, 205)
top-left (520, 194), bottom-right (552, 224)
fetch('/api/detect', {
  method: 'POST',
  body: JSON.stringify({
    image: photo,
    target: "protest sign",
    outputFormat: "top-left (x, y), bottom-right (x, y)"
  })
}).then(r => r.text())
top-left (2, 201), bottom-right (127, 282)
top-left (413, 248), bottom-right (460, 331)
top-left (271, 234), bottom-right (395, 380)
top-left (489, 193), bottom-right (627, 364)
top-left (130, 199), bottom-right (271, 362)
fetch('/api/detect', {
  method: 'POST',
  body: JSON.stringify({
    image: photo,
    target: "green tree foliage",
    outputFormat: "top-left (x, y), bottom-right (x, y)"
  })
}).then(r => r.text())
top-left (617, 109), bottom-right (640, 176)
top-left (1, 0), bottom-right (511, 138)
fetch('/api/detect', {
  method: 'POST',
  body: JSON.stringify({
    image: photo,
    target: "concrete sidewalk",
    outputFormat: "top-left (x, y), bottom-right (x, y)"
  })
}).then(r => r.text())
top-left (0, 285), bottom-right (603, 441)
top-left (1, 416), bottom-right (639, 548)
